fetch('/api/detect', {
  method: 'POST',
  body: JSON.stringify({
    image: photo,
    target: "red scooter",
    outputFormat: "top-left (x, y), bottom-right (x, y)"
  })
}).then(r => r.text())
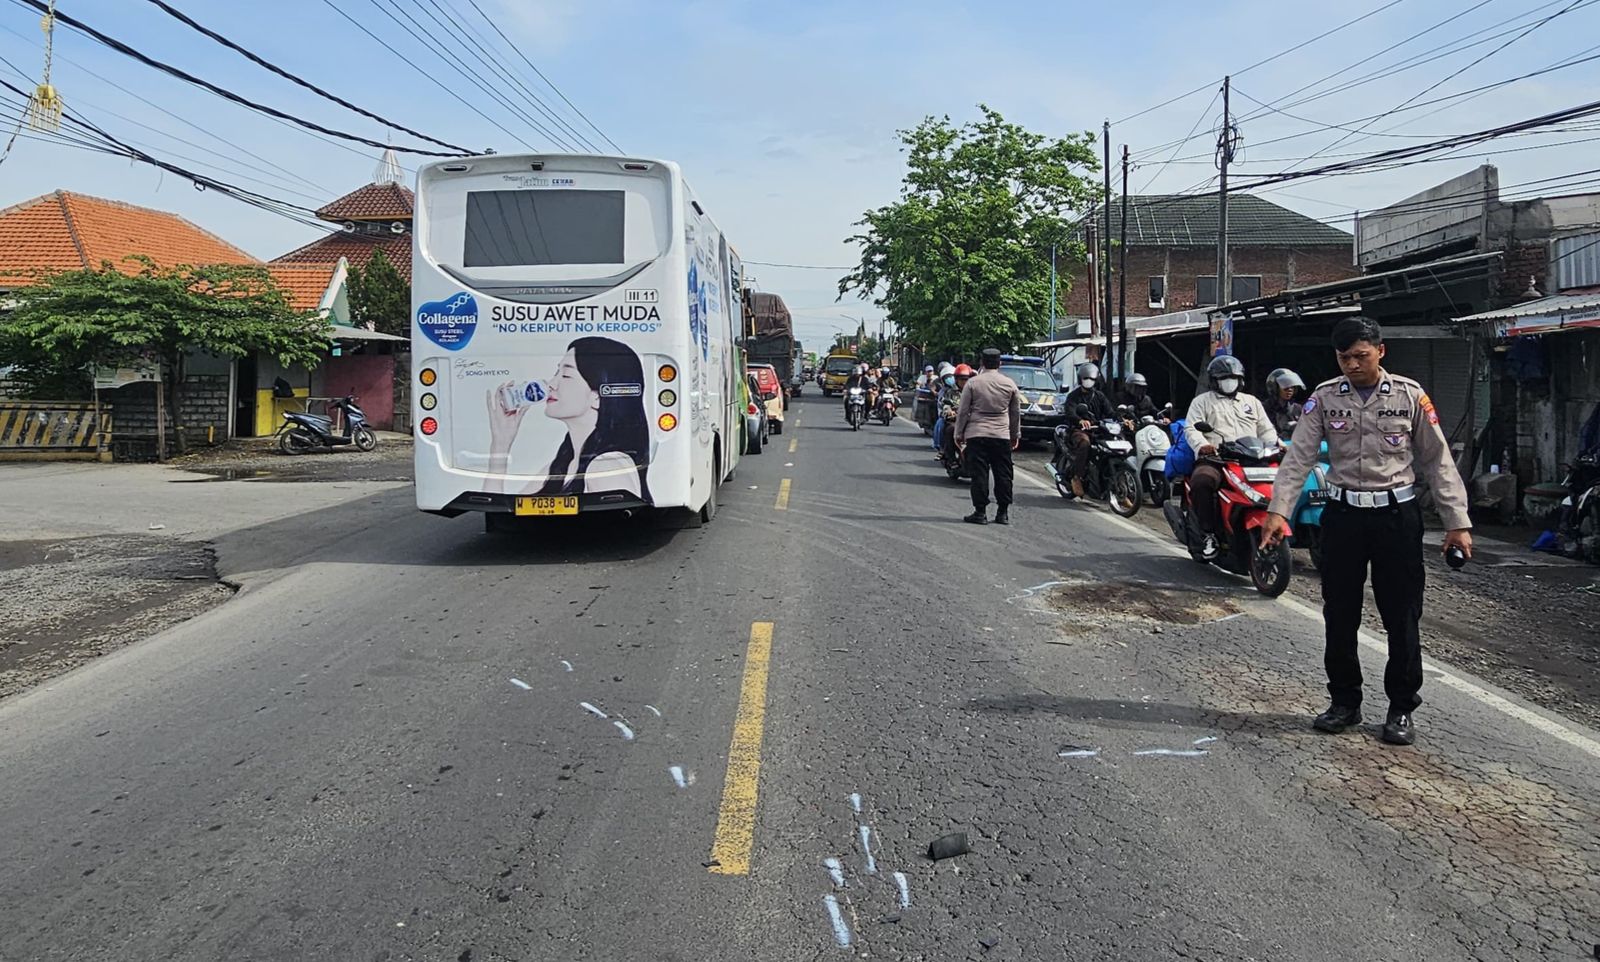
top-left (1161, 423), bottom-right (1292, 597)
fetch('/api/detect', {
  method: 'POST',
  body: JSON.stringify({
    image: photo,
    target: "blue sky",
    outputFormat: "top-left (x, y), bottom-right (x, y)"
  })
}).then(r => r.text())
top-left (2, 0), bottom-right (1598, 346)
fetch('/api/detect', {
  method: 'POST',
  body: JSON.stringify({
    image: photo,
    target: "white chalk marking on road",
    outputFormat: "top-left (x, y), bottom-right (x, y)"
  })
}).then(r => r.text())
top-left (1057, 749), bottom-right (1099, 758)
top-left (560, 660), bottom-right (574, 672)
top-left (1014, 463), bottom-right (1600, 763)
top-left (645, 704), bottom-right (662, 717)
top-left (579, 701), bottom-right (608, 719)
top-left (509, 678), bottom-right (531, 690)
top-left (823, 856), bottom-right (846, 888)
top-left (857, 824), bottom-right (877, 875)
top-left (848, 792), bottom-right (862, 813)
top-left (1209, 612), bottom-right (1245, 624)
top-left (1133, 748), bottom-right (1209, 757)
top-left (823, 894), bottom-right (852, 947)
top-left (1005, 579), bottom-right (1068, 604)
top-left (1193, 736), bottom-right (1219, 745)
top-left (670, 765), bottom-right (688, 788)
top-left (892, 871), bottom-right (911, 908)
top-left (614, 721), bottom-right (635, 740)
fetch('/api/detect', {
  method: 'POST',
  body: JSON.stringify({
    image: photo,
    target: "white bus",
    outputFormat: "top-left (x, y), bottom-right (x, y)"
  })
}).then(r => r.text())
top-left (411, 154), bottom-right (743, 528)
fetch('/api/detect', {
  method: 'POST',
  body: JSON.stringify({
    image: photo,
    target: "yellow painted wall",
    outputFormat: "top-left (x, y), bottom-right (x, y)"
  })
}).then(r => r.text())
top-left (255, 388), bottom-right (309, 437)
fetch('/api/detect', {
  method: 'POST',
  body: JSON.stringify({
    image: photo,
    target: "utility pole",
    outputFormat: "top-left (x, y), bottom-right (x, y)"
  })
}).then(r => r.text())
top-left (1049, 244), bottom-right (1057, 339)
top-left (1215, 76), bottom-right (1235, 328)
top-left (1102, 120), bottom-right (1113, 376)
top-left (1117, 144), bottom-right (1130, 392)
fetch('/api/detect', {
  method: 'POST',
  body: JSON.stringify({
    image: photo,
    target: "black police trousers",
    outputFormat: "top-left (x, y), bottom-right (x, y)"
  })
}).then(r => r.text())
top-left (965, 437), bottom-right (1013, 510)
top-left (1319, 499), bottom-right (1426, 713)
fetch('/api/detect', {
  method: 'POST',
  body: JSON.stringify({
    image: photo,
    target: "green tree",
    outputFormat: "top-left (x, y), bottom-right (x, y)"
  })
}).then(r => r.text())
top-left (838, 106), bottom-right (1099, 356)
top-left (0, 257), bottom-right (330, 455)
top-left (347, 248), bottom-right (410, 336)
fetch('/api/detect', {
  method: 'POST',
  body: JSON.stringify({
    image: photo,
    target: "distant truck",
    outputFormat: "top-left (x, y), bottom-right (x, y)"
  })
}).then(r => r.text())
top-left (744, 292), bottom-right (798, 401)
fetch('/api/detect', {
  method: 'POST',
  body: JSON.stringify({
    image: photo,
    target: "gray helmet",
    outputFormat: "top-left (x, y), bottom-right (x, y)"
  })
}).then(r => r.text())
top-left (1265, 368), bottom-right (1306, 397)
top-left (1125, 372), bottom-right (1148, 388)
top-left (1075, 362), bottom-right (1101, 387)
top-left (1206, 355), bottom-right (1246, 395)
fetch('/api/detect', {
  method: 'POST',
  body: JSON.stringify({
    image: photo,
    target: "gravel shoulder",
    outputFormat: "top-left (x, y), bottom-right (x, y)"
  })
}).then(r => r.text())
top-left (0, 535), bottom-right (233, 701)
top-left (1010, 444), bottom-right (1600, 729)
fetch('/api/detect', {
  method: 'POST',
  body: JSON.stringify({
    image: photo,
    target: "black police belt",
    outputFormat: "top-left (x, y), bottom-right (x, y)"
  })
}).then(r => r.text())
top-left (1326, 482), bottom-right (1416, 509)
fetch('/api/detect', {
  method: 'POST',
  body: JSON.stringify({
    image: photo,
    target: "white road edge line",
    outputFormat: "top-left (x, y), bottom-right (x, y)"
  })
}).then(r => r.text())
top-left (1012, 465), bottom-right (1600, 760)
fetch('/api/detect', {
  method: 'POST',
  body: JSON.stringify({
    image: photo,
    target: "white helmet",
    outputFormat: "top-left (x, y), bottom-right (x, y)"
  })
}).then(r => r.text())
top-left (938, 362), bottom-right (955, 377)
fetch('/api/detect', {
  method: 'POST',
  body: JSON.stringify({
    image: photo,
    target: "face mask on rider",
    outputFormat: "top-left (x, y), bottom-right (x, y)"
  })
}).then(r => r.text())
top-left (1217, 377), bottom-right (1241, 395)
top-left (1080, 378), bottom-right (1096, 389)
top-left (944, 375), bottom-right (956, 387)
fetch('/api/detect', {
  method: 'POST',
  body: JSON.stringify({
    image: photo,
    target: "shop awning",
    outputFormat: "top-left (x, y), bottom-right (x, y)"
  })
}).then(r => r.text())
top-left (329, 324), bottom-right (408, 342)
top-left (1453, 290), bottom-right (1600, 338)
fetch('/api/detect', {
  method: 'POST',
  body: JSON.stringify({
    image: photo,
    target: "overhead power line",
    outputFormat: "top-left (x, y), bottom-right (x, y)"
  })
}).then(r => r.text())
top-left (743, 260), bottom-right (855, 271)
top-left (1280, 0), bottom-right (1590, 175)
top-left (413, 0), bottom-right (599, 152)
top-left (138, 0), bottom-right (472, 154)
top-left (314, 0), bottom-right (531, 151)
top-left (459, 0), bottom-right (621, 153)
top-left (1114, 0), bottom-right (1407, 125)
top-left (10, 0), bottom-right (469, 156)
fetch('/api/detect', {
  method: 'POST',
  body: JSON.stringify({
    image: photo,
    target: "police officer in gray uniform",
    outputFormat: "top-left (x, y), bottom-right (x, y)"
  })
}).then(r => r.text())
top-left (1262, 317), bottom-right (1472, 746)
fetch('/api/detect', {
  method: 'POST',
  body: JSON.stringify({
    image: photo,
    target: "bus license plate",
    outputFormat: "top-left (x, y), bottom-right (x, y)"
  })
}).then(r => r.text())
top-left (514, 496), bottom-right (579, 516)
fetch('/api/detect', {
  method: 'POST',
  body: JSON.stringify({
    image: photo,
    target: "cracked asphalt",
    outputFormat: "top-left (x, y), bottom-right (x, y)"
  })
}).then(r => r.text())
top-left (1, 394), bottom-right (1596, 961)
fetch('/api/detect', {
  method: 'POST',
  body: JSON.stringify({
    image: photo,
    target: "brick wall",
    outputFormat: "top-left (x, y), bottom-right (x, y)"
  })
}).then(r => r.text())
top-left (108, 374), bottom-right (230, 456)
top-left (1062, 244), bottom-right (1356, 318)
top-left (1491, 240), bottom-right (1549, 308)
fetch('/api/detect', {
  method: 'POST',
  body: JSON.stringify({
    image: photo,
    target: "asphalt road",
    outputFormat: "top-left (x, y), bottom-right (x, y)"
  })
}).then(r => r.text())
top-left (2, 394), bottom-right (1598, 961)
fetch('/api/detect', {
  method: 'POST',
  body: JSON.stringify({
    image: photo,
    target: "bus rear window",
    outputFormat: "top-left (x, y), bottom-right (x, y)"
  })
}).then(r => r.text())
top-left (463, 189), bottom-right (625, 267)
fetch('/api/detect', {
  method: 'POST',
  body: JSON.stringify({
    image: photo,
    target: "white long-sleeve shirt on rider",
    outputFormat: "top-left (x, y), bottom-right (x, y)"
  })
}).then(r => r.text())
top-left (1183, 391), bottom-right (1280, 452)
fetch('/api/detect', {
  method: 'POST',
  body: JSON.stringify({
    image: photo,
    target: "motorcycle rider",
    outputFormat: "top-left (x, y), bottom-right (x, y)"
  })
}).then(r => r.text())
top-left (1060, 361), bottom-right (1115, 498)
top-left (935, 364), bottom-right (974, 463)
top-left (1263, 368), bottom-right (1308, 437)
top-left (1117, 371), bottom-right (1164, 422)
top-left (1184, 355), bottom-right (1280, 559)
top-left (930, 364), bottom-right (956, 451)
top-left (842, 363), bottom-right (874, 421)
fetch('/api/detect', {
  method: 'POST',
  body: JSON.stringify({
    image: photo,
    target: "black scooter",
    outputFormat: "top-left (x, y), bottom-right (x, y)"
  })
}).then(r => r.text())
top-left (277, 395), bottom-right (376, 455)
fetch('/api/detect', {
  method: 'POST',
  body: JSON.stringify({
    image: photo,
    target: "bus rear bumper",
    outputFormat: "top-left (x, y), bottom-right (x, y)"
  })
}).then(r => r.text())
top-left (436, 491), bottom-right (652, 516)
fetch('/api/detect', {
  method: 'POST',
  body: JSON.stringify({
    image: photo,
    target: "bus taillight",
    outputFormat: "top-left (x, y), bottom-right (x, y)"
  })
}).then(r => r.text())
top-left (419, 367), bottom-right (437, 386)
top-left (420, 417), bottom-right (439, 436)
top-left (657, 413), bottom-right (677, 431)
top-left (658, 364), bottom-right (677, 383)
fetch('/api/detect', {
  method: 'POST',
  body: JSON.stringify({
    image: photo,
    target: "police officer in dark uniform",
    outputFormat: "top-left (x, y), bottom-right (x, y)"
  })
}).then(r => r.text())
top-left (1263, 317), bottom-right (1472, 746)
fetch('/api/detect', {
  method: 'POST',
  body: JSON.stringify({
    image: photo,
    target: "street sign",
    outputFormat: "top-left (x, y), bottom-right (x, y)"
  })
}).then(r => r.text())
top-left (93, 363), bottom-right (161, 390)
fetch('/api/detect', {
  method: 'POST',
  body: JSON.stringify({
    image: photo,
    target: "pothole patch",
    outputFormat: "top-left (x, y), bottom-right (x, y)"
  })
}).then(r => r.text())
top-left (1046, 579), bottom-right (1242, 627)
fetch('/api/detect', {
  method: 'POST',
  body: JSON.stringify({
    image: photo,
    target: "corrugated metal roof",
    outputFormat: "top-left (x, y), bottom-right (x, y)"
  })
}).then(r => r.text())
top-left (1455, 289), bottom-right (1600, 323)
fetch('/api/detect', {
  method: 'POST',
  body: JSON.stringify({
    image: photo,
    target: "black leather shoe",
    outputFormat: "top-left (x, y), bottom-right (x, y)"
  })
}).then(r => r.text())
top-left (1381, 711), bottom-right (1415, 746)
top-left (994, 509), bottom-right (1010, 525)
top-left (1312, 704), bottom-right (1362, 734)
top-left (963, 510), bottom-right (988, 525)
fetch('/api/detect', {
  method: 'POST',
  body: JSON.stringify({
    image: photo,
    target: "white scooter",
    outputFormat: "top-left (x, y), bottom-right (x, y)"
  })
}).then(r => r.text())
top-left (1127, 403), bottom-right (1174, 506)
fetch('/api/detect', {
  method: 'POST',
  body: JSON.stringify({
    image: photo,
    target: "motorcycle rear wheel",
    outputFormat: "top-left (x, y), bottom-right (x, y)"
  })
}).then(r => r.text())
top-left (1148, 472), bottom-right (1168, 507)
top-left (279, 429), bottom-right (315, 455)
top-left (1109, 464), bottom-right (1141, 517)
top-left (1249, 528), bottom-right (1293, 597)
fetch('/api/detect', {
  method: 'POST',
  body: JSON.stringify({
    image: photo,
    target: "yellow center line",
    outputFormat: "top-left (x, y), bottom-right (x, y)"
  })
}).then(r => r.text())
top-left (708, 621), bottom-right (775, 875)
top-left (774, 478), bottom-right (792, 510)
top-left (787, 436), bottom-right (798, 453)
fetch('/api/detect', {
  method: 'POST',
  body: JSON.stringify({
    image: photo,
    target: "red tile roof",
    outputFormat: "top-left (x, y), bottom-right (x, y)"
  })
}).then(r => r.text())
top-left (272, 232), bottom-right (411, 281)
top-left (0, 190), bottom-right (256, 286)
top-left (266, 263), bottom-right (339, 312)
top-left (315, 182), bottom-right (414, 222)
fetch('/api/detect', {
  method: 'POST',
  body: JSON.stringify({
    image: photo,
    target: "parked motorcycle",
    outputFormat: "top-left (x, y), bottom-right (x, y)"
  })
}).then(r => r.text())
top-left (1551, 451), bottom-right (1600, 564)
top-left (874, 388), bottom-right (899, 425)
top-left (1130, 404), bottom-right (1174, 506)
top-left (846, 386), bottom-right (867, 431)
top-left (1284, 433), bottom-right (1333, 573)
top-left (1046, 404), bottom-right (1140, 517)
top-left (1162, 422), bottom-right (1291, 596)
top-left (277, 395), bottom-right (376, 455)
